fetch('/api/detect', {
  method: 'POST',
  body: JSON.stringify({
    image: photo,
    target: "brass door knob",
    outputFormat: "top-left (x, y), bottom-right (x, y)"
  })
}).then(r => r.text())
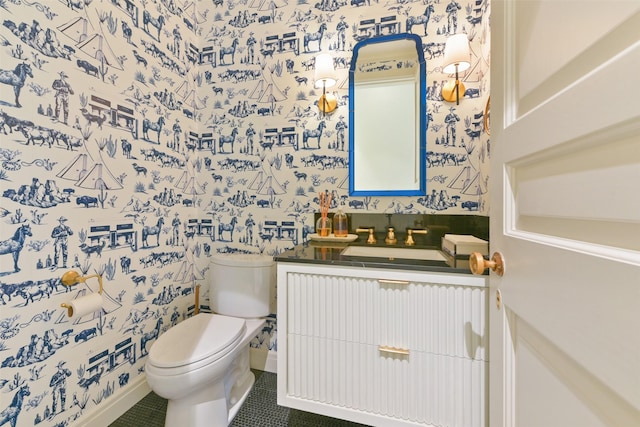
top-left (469, 252), bottom-right (505, 276)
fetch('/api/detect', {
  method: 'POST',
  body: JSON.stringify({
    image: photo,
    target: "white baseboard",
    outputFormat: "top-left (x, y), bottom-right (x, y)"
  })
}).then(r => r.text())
top-left (70, 374), bottom-right (151, 427)
top-left (250, 348), bottom-right (277, 373)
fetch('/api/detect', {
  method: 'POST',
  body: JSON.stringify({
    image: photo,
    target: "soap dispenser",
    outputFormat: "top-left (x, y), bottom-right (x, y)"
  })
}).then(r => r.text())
top-left (333, 209), bottom-right (348, 237)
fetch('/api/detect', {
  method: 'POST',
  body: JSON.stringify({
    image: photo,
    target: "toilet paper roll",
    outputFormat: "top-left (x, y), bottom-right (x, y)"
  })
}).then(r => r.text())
top-left (67, 293), bottom-right (103, 318)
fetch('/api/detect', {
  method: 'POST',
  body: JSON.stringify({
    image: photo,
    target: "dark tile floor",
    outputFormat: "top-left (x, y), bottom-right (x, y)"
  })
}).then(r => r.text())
top-left (109, 370), bottom-right (370, 427)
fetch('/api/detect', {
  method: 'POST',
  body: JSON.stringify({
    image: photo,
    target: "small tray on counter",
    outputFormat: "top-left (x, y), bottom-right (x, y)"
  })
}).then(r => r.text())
top-left (308, 233), bottom-right (358, 242)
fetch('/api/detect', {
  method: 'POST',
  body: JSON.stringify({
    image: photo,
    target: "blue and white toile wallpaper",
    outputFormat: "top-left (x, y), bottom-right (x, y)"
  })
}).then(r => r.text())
top-left (0, 0), bottom-right (489, 425)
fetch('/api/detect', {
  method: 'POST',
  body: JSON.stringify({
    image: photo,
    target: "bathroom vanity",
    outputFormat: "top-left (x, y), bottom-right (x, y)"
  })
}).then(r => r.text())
top-left (276, 243), bottom-right (488, 427)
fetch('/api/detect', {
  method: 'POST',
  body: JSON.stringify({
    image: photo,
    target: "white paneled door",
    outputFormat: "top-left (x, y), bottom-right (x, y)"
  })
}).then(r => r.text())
top-left (490, 1), bottom-right (640, 426)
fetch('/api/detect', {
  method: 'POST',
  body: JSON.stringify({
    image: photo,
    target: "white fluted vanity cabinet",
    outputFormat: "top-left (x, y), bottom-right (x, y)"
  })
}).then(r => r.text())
top-left (277, 262), bottom-right (489, 427)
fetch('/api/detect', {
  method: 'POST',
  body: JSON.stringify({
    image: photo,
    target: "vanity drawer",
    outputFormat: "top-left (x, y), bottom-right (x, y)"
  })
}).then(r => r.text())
top-left (286, 334), bottom-right (487, 427)
top-left (285, 271), bottom-right (488, 360)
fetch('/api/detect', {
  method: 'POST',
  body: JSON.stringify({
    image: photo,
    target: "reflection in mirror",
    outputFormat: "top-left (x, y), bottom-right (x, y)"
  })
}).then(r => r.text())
top-left (349, 33), bottom-right (426, 196)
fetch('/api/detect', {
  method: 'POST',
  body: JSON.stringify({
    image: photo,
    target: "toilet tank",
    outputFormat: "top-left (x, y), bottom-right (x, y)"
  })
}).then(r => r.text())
top-left (210, 253), bottom-right (274, 318)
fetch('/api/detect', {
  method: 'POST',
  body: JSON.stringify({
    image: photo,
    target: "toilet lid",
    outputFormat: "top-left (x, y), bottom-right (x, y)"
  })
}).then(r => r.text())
top-left (148, 314), bottom-right (245, 368)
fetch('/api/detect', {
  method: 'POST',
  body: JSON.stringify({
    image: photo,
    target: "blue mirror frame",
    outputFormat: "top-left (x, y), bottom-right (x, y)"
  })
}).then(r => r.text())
top-left (348, 33), bottom-right (427, 197)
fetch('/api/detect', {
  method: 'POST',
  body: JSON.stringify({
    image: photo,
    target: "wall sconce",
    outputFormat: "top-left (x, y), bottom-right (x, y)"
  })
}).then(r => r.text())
top-left (441, 33), bottom-right (471, 105)
top-left (314, 53), bottom-right (337, 116)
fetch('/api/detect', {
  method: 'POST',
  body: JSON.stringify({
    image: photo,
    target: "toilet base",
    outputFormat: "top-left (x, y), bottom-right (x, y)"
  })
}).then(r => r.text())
top-left (227, 369), bottom-right (254, 423)
top-left (164, 380), bottom-right (228, 427)
top-left (163, 346), bottom-right (255, 427)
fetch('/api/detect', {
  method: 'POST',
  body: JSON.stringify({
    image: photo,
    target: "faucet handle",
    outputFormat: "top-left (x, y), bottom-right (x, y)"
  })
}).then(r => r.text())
top-left (405, 228), bottom-right (428, 246)
top-left (355, 227), bottom-right (377, 244)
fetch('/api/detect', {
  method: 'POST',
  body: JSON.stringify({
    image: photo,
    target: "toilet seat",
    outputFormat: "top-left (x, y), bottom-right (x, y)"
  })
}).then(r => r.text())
top-left (147, 314), bottom-right (246, 375)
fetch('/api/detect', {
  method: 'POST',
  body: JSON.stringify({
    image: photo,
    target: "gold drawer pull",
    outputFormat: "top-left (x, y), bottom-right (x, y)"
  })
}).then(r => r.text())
top-left (378, 345), bottom-right (410, 356)
top-left (377, 279), bottom-right (410, 286)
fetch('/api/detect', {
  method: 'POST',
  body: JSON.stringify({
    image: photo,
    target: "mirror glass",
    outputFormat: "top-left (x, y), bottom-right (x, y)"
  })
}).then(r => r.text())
top-left (349, 33), bottom-right (426, 196)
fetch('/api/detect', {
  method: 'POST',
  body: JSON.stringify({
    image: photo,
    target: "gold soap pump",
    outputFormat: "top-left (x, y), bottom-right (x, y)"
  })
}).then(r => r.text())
top-left (333, 209), bottom-right (348, 237)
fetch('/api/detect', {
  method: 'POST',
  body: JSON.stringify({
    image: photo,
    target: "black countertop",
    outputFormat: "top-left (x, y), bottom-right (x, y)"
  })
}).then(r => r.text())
top-left (274, 241), bottom-right (481, 275)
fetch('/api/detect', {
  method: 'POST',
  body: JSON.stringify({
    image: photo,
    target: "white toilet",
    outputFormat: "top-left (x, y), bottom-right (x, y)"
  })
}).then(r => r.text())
top-left (145, 253), bottom-right (274, 427)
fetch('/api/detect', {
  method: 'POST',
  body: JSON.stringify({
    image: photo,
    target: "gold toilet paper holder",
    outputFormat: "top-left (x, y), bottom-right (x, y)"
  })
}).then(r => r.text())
top-left (60, 270), bottom-right (104, 317)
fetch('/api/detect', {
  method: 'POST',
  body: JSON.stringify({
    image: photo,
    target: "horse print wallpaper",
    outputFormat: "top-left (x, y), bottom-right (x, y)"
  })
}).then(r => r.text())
top-left (0, 0), bottom-right (489, 425)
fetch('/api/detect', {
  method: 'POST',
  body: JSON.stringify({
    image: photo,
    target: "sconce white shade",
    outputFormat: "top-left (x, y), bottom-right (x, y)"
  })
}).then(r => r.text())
top-left (442, 34), bottom-right (471, 74)
top-left (314, 53), bottom-right (337, 89)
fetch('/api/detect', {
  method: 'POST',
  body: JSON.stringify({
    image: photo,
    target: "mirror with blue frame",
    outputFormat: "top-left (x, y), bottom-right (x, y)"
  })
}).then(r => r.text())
top-left (348, 33), bottom-right (426, 196)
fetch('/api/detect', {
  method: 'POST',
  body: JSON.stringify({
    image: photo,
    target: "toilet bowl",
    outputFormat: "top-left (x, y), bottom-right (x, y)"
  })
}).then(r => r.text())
top-left (145, 254), bottom-right (274, 427)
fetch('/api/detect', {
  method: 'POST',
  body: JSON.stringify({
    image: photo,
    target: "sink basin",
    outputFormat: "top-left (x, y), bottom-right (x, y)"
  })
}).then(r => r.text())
top-left (340, 246), bottom-right (447, 262)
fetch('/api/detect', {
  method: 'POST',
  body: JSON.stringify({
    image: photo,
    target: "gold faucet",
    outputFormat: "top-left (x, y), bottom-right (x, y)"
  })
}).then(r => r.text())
top-left (355, 227), bottom-right (376, 244)
top-left (385, 227), bottom-right (397, 245)
top-left (405, 228), bottom-right (428, 246)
